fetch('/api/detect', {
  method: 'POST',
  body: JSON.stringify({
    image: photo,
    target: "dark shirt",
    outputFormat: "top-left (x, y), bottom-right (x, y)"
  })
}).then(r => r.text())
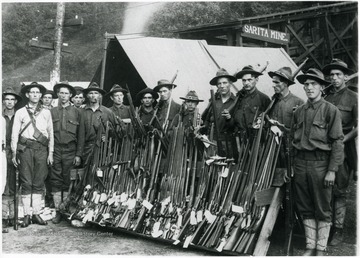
top-left (110, 104), bottom-right (131, 120)
top-left (291, 98), bottom-right (344, 172)
top-left (51, 104), bottom-right (81, 156)
top-left (325, 86), bottom-right (358, 132)
top-left (269, 92), bottom-right (304, 129)
top-left (78, 104), bottom-right (116, 156)
top-left (157, 100), bottom-right (181, 128)
top-left (3, 111), bottom-right (14, 147)
top-left (138, 106), bottom-right (155, 125)
top-left (229, 88), bottom-right (271, 132)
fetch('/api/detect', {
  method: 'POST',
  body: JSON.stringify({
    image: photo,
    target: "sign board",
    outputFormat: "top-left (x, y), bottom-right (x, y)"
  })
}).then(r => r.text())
top-left (241, 24), bottom-right (290, 45)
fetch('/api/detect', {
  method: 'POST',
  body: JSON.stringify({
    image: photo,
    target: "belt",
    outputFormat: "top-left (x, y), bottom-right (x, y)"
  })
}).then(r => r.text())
top-left (19, 136), bottom-right (46, 149)
top-left (295, 149), bottom-right (330, 161)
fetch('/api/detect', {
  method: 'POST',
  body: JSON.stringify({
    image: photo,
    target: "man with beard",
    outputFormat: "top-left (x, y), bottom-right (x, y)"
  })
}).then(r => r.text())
top-left (136, 87), bottom-right (158, 125)
top-left (292, 68), bottom-right (344, 255)
top-left (11, 82), bottom-right (54, 227)
top-left (2, 87), bottom-right (22, 232)
top-left (50, 82), bottom-right (81, 224)
top-left (323, 59), bottom-right (358, 245)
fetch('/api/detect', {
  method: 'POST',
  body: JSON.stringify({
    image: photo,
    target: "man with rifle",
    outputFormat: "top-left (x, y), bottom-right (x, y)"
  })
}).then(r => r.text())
top-left (322, 59), bottom-right (358, 246)
top-left (50, 82), bottom-right (82, 224)
top-left (11, 82), bottom-right (54, 227)
top-left (78, 82), bottom-right (116, 168)
top-left (292, 69), bottom-right (344, 256)
top-left (107, 84), bottom-right (131, 123)
top-left (201, 68), bottom-right (238, 158)
top-left (136, 87), bottom-right (158, 126)
top-left (2, 87), bottom-right (22, 232)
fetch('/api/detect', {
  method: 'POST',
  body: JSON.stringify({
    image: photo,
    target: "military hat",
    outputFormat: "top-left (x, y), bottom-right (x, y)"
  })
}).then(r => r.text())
top-left (73, 86), bottom-right (84, 95)
top-left (268, 67), bottom-right (295, 86)
top-left (296, 68), bottom-right (330, 85)
top-left (136, 87), bottom-right (159, 102)
top-left (235, 65), bottom-right (263, 79)
top-left (21, 82), bottom-right (47, 95)
top-left (43, 90), bottom-right (58, 99)
top-left (210, 68), bottom-right (237, 85)
top-left (106, 84), bottom-right (128, 97)
top-left (180, 90), bottom-right (204, 102)
top-left (83, 82), bottom-right (106, 95)
top-left (322, 58), bottom-right (353, 75)
top-left (153, 79), bottom-right (177, 92)
top-left (53, 81), bottom-right (77, 97)
top-left (2, 87), bottom-right (22, 101)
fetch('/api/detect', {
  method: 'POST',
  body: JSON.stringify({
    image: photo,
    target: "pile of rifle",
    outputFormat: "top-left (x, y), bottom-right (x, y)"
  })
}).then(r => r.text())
top-left (64, 112), bottom-right (283, 255)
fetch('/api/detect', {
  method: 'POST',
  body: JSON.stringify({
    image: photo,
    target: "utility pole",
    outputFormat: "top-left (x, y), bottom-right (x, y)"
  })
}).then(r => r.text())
top-left (50, 2), bottom-right (65, 86)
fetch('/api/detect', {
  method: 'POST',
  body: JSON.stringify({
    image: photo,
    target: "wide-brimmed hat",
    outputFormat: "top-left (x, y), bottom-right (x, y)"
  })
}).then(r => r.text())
top-left (153, 79), bottom-right (177, 92)
top-left (268, 67), bottom-right (295, 86)
top-left (296, 68), bottom-right (330, 85)
top-left (136, 87), bottom-right (159, 102)
top-left (73, 86), bottom-right (84, 95)
top-left (2, 87), bottom-right (22, 101)
top-left (236, 65), bottom-right (263, 79)
top-left (83, 82), bottom-right (106, 95)
top-left (21, 82), bottom-right (47, 95)
top-left (53, 81), bottom-right (77, 97)
top-left (322, 58), bottom-right (353, 75)
top-left (106, 84), bottom-right (128, 97)
top-left (180, 90), bottom-right (204, 102)
top-left (210, 68), bottom-right (237, 85)
top-left (43, 90), bottom-right (58, 99)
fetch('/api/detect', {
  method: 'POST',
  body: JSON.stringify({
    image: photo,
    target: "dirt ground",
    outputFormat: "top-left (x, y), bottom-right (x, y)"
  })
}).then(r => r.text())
top-left (2, 180), bottom-right (357, 256)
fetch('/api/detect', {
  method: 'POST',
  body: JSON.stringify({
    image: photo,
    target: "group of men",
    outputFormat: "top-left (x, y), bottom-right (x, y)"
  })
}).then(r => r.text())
top-left (2, 59), bottom-right (357, 256)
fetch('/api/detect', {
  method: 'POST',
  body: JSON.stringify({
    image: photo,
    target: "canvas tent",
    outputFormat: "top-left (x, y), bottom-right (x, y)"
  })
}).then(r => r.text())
top-left (91, 36), bottom-right (306, 112)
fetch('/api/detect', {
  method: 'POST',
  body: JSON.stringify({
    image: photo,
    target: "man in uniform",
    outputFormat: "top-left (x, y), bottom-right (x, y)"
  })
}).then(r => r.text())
top-left (136, 87), bottom-right (158, 125)
top-left (201, 68), bottom-right (238, 158)
top-left (50, 82), bottom-right (82, 224)
top-left (153, 79), bottom-right (181, 130)
top-left (292, 69), bottom-right (344, 255)
top-left (107, 84), bottom-right (131, 123)
top-left (178, 90), bottom-right (203, 129)
top-left (42, 89), bottom-right (56, 109)
top-left (78, 82), bottom-right (116, 167)
top-left (71, 86), bottom-right (85, 108)
top-left (322, 59), bottom-right (358, 245)
top-left (2, 87), bottom-right (22, 232)
top-left (11, 82), bottom-right (54, 227)
top-left (227, 65), bottom-right (270, 137)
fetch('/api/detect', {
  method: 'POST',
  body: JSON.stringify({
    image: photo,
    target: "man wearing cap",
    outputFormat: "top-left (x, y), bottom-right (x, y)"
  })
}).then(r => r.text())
top-left (71, 86), bottom-right (85, 108)
top-left (78, 82), bottom-right (116, 167)
top-left (50, 82), bottom-right (82, 223)
top-left (42, 90), bottom-right (56, 110)
top-left (227, 65), bottom-right (270, 137)
top-left (11, 82), bottom-right (54, 227)
top-left (292, 68), bottom-right (344, 255)
top-left (107, 84), bottom-right (131, 123)
top-left (153, 79), bottom-right (181, 130)
top-left (178, 90), bottom-right (203, 129)
top-left (201, 68), bottom-right (238, 158)
top-left (322, 59), bottom-right (358, 245)
top-left (2, 87), bottom-right (22, 231)
top-left (136, 87), bottom-right (158, 125)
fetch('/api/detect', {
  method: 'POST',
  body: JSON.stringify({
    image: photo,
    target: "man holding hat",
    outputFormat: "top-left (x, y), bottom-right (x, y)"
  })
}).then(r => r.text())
top-left (153, 79), bottom-right (181, 129)
top-left (71, 86), bottom-right (85, 108)
top-left (323, 59), bottom-right (358, 245)
top-left (226, 65), bottom-right (270, 137)
top-left (78, 82), bottom-right (116, 167)
top-left (2, 87), bottom-right (22, 231)
top-left (50, 81), bottom-right (82, 223)
top-left (136, 87), bottom-right (158, 125)
top-left (292, 68), bottom-right (344, 255)
top-left (42, 90), bottom-right (57, 110)
top-left (11, 82), bottom-right (54, 227)
top-left (107, 84), bottom-right (131, 122)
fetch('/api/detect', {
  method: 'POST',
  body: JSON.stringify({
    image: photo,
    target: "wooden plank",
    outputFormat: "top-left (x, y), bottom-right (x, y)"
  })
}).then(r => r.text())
top-left (323, 14), bottom-right (334, 62)
top-left (47, 16), bottom-right (84, 29)
top-left (295, 38), bottom-right (324, 64)
top-left (286, 24), bottom-right (322, 68)
top-left (28, 39), bottom-right (70, 53)
top-left (253, 187), bottom-right (284, 256)
top-left (255, 187), bottom-right (276, 206)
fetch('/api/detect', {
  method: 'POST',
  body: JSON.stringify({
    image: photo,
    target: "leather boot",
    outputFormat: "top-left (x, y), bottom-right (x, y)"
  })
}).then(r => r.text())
top-left (52, 211), bottom-right (62, 224)
top-left (329, 228), bottom-right (343, 246)
top-left (2, 219), bottom-right (9, 233)
top-left (7, 218), bottom-right (14, 227)
top-left (303, 219), bottom-right (317, 256)
top-left (32, 214), bottom-right (47, 225)
top-left (316, 250), bottom-right (325, 256)
top-left (21, 215), bottom-right (31, 228)
top-left (316, 221), bottom-right (331, 255)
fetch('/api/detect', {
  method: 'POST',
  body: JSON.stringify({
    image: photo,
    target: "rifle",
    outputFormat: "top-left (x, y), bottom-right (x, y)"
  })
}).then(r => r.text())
top-left (13, 168), bottom-right (19, 230)
top-left (163, 70), bottom-right (179, 133)
top-left (125, 84), bottom-right (146, 136)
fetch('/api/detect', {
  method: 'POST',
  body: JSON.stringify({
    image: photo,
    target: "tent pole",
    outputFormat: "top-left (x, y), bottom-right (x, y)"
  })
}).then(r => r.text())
top-left (100, 32), bottom-right (109, 90)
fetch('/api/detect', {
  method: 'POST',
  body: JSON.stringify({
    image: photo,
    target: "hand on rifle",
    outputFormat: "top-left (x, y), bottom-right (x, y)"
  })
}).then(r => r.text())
top-left (47, 152), bottom-right (54, 166)
top-left (221, 109), bottom-right (231, 120)
top-left (73, 156), bottom-right (81, 167)
top-left (12, 154), bottom-right (19, 167)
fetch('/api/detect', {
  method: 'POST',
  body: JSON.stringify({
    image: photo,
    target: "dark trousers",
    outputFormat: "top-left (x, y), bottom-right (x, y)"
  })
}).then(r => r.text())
top-left (18, 141), bottom-right (48, 195)
top-left (51, 142), bottom-right (76, 192)
top-left (3, 148), bottom-right (16, 196)
top-left (293, 150), bottom-right (332, 222)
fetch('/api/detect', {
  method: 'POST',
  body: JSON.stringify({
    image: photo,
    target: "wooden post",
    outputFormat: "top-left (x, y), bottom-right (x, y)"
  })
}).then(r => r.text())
top-left (50, 2), bottom-right (65, 86)
top-left (100, 32), bottom-right (110, 90)
top-left (227, 31), bottom-right (233, 46)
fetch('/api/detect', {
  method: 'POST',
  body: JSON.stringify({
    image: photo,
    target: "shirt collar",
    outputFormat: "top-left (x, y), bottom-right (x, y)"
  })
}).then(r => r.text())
top-left (305, 97), bottom-right (324, 110)
top-left (329, 86), bottom-right (347, 94)
top-left (85, 104), bottom-right (103, 112)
